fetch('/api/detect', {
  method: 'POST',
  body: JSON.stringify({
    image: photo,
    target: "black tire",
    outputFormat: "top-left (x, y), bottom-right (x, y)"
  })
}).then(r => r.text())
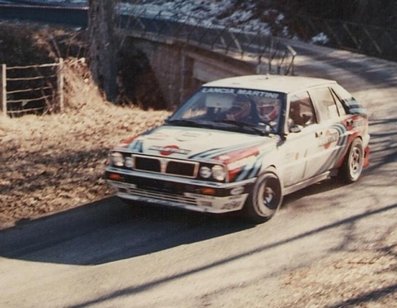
top-left (244, 170), bottom-right (283, 223)
top-left (340, 138), bottom-right (364, 183)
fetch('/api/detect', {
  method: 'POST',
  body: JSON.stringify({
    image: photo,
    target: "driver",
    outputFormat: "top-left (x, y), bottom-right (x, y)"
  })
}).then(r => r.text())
top-left (225, 97), bottom-right (251, 122)
top-left (289, 101), bottom-right (310, 126)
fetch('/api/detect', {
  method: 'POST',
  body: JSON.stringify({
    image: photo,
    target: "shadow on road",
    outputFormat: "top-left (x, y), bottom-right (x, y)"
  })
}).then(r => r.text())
top-left (68, 201), bottom-right (397, 308)
top-left (328, 283), bottom-right (397, 308)
top-left (1, 114), bottom-right (396, 267)
top-left (367, 118), bottom-right (397, 172)
top-left (0, 196), bottom-right (255, 265)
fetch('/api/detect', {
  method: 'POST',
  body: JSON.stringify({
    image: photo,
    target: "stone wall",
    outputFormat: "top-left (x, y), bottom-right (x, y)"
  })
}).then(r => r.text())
top-left (128, 37), bottom-right (256, 108)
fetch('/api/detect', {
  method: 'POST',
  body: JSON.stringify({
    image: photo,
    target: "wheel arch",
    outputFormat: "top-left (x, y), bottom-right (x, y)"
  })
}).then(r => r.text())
top-left (339, 137), bottom-right (365, 183)
top-left (336, 134), bottom-right (363, 169)
top-left (243, 166), bottom-right (284, 223)
top-left (260, 164), bottom-right (285, 191)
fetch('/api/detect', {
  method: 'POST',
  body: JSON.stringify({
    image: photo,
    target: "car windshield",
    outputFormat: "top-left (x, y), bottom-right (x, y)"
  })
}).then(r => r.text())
top-left (167, 87), bottom-right (284, 135)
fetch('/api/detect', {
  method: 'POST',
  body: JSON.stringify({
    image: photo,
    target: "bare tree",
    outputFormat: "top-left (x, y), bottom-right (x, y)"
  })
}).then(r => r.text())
top-left (88, 0), bottom-right (118, 101)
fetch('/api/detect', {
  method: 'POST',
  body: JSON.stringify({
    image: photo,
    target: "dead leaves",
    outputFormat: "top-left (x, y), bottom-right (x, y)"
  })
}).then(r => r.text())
top-left (0, 78), bottom-right (169, 228)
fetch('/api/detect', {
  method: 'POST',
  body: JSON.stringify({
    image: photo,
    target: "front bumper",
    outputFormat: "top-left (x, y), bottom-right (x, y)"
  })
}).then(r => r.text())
top-left (105, 167), bottom-right (255, 213)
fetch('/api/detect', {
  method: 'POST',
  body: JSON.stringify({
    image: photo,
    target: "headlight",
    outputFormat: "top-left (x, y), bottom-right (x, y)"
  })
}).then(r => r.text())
top-left (111, 152), bottom-right (124, 167)
top-left (125, 156), bottom-right (134, 168)
top-left (212, 165), bottom-right (226, 181)
top-left (199, 166), bottom-right (212, 178)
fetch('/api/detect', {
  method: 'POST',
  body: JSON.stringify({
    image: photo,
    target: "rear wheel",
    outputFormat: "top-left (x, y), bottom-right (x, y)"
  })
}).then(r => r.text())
top-left (340, 138), bottom-right (364, 183)
top-left (244, 170), bottom-right (283, 223)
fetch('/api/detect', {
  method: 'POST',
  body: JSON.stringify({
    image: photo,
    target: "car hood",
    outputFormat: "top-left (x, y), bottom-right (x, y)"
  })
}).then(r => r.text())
top-left (121, 125), bottom-right (275, 161)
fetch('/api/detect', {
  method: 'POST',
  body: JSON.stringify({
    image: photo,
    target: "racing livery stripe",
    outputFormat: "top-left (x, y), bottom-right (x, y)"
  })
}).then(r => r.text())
top-left (234, 159), bottom-right (257, 182)
top-left (235, 151), bottom-right (268, 181)
top-left (131, 140), bottom-right (143, 153)
top-left (205, 142), bottom-right (262, 160)
top-left (349, 107), bottom-right (367, 114)
top-left (188, 148), bottom-right (222, 159)
top-left (333, 123), bottom-right (347, 146)
top-left (190, 144), bottom-right (243, 159)
top-left (246, 151), bottom-right (268, 179)
top-left (326, 123), bottom-right (348, 169)
top-left (190, 140), bottom-right (266, 160)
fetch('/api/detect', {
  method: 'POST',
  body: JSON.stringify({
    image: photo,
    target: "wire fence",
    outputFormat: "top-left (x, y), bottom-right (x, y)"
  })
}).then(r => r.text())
top-left (116, 10), bottom-right (297, 76)
top-left (115, 3), bottom-right (397, 62)
top-left (291, 15), bottom-right (397, 61)
top-left (0, 59), bottom-right (64, 117)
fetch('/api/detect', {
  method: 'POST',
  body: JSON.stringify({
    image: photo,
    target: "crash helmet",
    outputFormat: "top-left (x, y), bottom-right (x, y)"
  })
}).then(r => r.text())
top-left (228, 96), bottom-right (251, 120)
top-left (259, 103), bottom-right (279, 121)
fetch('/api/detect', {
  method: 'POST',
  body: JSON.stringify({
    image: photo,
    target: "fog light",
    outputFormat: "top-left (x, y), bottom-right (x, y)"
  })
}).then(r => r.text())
top-left (200, 188), bottom-right (216, 195)
top-left (109, 173), bottom-right (123, 181)
top-left (230, 186), bottom-right (244, 195)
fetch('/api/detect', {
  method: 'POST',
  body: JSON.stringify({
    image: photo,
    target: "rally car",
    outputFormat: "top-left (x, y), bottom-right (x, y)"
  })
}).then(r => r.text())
top-left (105, 75), bottom-right (369, 222)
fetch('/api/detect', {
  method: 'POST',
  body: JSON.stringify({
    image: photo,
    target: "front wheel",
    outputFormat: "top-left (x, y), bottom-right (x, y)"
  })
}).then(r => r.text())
top-left (340, 138), bottom-right (364, 183)
top-left (244, 170), bottom-right (283, 223)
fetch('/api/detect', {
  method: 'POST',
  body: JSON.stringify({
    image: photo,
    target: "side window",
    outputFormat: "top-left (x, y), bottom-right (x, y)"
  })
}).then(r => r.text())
top-left (309, 87), bottom-right (339, 121)
top-left (331, 84), bottom-right (365, 115)
top-left (288, 91), bottom-right (317, 130)
top-left (332, 84), bottom-right (352, 101)
top-left (330, 89), bottom-right (347, 116)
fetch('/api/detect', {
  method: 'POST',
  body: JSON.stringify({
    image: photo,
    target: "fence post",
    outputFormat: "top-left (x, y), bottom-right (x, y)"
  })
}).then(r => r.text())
top-left (57, 58), bottom-right (64, 113)
top-left (0, 64), bottom-right (6, 117)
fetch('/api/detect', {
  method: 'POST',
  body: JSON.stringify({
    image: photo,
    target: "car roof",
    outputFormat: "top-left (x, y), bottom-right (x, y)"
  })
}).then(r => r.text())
top-left (203, 75), bottom-right (337, 94)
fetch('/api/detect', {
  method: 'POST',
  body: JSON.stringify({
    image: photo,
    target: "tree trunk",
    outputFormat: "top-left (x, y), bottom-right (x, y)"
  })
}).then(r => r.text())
top-left (88, 0), bottom-right (118, 102)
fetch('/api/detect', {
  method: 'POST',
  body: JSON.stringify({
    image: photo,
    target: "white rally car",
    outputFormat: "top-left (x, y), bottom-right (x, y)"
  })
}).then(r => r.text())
top-left (105, 75), bottom-right (369, 222)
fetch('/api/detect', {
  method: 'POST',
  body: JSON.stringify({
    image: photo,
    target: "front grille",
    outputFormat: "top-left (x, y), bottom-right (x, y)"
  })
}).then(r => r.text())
top-left (135, 156), bottom-right (161, 172)
top-left (166, 161), bottom-right (196, 177)
top-left (133, 155), bottom-right (198, 178)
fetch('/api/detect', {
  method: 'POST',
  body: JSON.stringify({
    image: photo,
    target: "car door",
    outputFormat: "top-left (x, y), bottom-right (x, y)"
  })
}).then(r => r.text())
top-left (304, 86), bottom-right (347, 179)
top-left (280, 91), bottom-right (319, 187)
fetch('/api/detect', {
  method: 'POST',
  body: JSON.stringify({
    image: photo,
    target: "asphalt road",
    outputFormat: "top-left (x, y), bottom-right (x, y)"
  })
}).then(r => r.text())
top-left (1, 44), bottom-right (397, 307)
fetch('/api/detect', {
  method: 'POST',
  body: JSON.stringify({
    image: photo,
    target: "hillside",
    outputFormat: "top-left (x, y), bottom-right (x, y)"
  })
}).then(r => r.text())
top-left (0, 32), bottom-right (168, 228)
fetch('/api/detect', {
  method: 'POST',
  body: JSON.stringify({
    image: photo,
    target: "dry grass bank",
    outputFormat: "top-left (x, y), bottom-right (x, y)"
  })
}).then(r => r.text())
top-left (0, 58), bottom-right (169, 229)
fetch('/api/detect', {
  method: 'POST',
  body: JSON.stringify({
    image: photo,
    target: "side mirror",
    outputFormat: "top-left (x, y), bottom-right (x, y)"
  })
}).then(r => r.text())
top-left (289, 124), bottom-right (302, 133)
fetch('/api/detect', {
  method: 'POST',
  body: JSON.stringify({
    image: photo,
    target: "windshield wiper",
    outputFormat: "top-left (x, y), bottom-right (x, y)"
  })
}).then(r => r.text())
top-left (166, 119), bottom-right (200, 126)
top-left (215, 120), bottom-right (271, 136)
top-left (167, 119), bottom-right (274, 135)
top-left (166, 118), bottom-right (216, 129)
